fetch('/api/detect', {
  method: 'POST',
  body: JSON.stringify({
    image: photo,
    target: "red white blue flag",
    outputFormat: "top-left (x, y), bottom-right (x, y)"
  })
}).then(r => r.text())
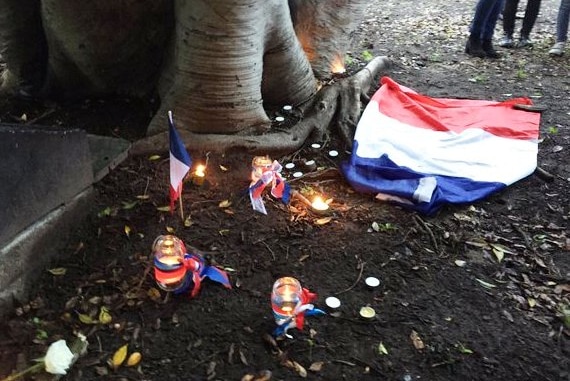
top-left (168, 111), bottom-right (192, 213)
top-left (342, 77), bottom-right (540, 215)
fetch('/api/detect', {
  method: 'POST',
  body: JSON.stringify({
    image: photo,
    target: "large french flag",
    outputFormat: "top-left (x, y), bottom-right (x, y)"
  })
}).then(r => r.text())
top-left (342, 77), bottom-right (540, 215)
top-left (168, 111), bottom-right (192, 213)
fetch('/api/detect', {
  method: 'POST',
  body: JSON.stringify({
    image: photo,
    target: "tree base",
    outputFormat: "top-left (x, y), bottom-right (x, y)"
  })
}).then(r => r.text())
top-left (130, 56), bottom-right (392, 156)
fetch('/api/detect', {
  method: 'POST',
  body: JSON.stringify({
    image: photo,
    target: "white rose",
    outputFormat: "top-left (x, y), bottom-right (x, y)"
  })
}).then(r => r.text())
top-left (44, 340), bottom-right (74, 375)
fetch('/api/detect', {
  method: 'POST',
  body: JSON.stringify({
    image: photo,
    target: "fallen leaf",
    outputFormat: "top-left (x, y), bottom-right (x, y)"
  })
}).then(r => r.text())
top-left (99, 306), bottom-right (113, 324)
top-left (122, 200), bottom-right (138, 210)
top-left (184, 217), bottom-right (193, 227)
top-left (166, 226), bottom-right (175, 233)
top-left (454, 260), bottom-right (466, 267)
top-left (47, 267), bottom-right (67, 276)
top-left (456, 342), bottom-right (473, 354)
top-left (378, 342), bottom-right (389, 355)
top-left (219, 200), bottom-right (232, 208)
top-left (492, 246), bottom-right (504, 262)
top-left (126, 352), bottom-right (142, 367)
top-left (239, 349), bottom-right (248, 366)
top-left (148, 155), bottom-right (161, 161)
top-left (124, 225), bottom-right (131, 237)
top-left (476, 278), bottom-right (497, 289)
top-left (219, 165), bottom-right (228, 172)
top-left (156, 206), bottom-right (171, 212)
top-left (136, 194), bottom-right (150, 200)
top-left (371, 221), bottom-right (380, 232)
top-left (78, 313), bottom-right (97, 325)
top-left (527, 298), bottom-right (537, 308)
top-left (314, 217), bottom-right (332, 225)
top-left (554, 284), bottom-right (570, 294)
top-left (147, 287), bottom-right (161, 302)
top-left (410, 330), bottom-right (425, 350)
top-left (111, 344), bottom-right (128, 369)
top-left (309, 361), bottom-right (324, 372)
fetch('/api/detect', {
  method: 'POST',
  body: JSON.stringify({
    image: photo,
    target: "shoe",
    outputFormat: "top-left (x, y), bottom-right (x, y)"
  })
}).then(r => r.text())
top-left (465, 35), bottom-right (486, 58)
top-left (517, 36), bottom-right (533, 48)
top-left (482, 39), bottom-right (501, 59)
top-left (499, 35), bottom-right (514, 48)
top-left (549, 42), bottom-right (565, 56)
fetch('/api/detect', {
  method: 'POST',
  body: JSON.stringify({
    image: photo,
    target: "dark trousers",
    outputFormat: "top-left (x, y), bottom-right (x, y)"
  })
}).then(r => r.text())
top-left (502, 0), bottom-right (542, 37)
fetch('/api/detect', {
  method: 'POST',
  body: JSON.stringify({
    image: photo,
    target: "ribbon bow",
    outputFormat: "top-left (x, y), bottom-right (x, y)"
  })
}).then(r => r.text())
top-left (273, 288), bottom-right (325, 337)
top-left (249, 160), bottom-right (290, 214)
top-left (154, 242), bottom-right (231, 297)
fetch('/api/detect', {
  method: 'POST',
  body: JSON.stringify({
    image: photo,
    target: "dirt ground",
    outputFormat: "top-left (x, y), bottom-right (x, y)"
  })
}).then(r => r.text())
top-left (1, 0), bottom-right (569, 380)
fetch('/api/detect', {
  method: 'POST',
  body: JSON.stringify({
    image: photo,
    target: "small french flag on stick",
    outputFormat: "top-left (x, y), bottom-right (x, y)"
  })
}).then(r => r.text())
top-left (168, 111), bottom-right (192, 217)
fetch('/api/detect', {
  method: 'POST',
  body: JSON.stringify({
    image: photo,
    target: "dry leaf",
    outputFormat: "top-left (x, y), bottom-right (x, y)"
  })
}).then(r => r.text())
top-left (410, 330), bottom-right (425, 350)
top-left (124, 225), bottom-right (131, 237)
top-left (166, 226), bottom-right (175, 233)
top-left (454, 260), bottom-right (466, 267)
top-left (147, 287), bottom-right (161, 302)
top-left (527, 298), bottom-right (537, 308)
top-left (148, 154), bottom-right (161, 161)
top-left (136, 194), bottom-right (150, 200)
top-left (378, 342), bottom-right (389, 355)
top-left (239, 349), bottom-right (248, 366)
top-left (476, 278), bottom-right (497, 289)
top-left (219, 200), bottom-right (232, 208)
top-left (156, 206), bottom-right (171, 212)
top-left (47, 267), bottom-right (67, 276)
top-left (309, 361), bottom-right (324, 372)
top-left (284, 360), bottom-right (307, 378)
top-left (219, 165), bottom-right (228, 172)
top-left (554, 284), bottom-right (570, 294)
top-left (184, 217), bottom-right (193, 227)
top-left (314, 217), bottom-right (332, 225)
top-left (111, 344), bottom-right (128, 369)
top-left (126, 352), bottom-right (142, 367)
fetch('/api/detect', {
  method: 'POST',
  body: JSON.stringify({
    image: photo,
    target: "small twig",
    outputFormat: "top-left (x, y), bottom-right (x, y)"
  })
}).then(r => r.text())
top-left (261, 241), bottom-right (276, 261)
top-left (413, 215), bottom-right (440, 255)
top-left (336, 255), bottom-right (365, 295)
top-left (332, 359), bottom-right (356, 367)
top-left (533, 166), bottom-right (555, 182)
top-left (291, 190), bottom-right (312, 207)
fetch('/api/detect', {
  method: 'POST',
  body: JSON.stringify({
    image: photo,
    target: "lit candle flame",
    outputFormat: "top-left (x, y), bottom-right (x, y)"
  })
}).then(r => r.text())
top-left (195, 164), bottom-right (206, 177)
top-left (311, 196), bottom-right (329, 212)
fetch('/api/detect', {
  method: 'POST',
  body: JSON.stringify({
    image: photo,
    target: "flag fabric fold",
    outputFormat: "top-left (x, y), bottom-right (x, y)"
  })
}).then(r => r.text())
top-left (168, 111), bottom-right (192, 213)
top-left (342, 77), bottom-right (541, 215)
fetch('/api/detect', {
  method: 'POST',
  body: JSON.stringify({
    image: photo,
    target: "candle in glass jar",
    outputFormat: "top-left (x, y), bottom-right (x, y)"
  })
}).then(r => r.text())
top-left (271, 277), bottom-right (302, 325)
top-left (193, 164), bottom-right (206, 186)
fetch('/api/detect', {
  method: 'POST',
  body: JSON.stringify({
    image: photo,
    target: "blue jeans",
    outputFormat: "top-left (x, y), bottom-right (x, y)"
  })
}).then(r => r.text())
top-left (470, 0), bottom-right (505, 40)
top-left (556, 0), bottom-right (570, 42)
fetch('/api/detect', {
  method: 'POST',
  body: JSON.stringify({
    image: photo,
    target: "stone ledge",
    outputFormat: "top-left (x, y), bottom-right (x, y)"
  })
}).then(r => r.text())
top-left (0, 188), bottom-right (95, 317)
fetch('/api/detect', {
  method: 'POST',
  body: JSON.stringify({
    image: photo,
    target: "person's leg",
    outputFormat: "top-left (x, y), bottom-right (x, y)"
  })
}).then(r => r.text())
top-left (556, 0), bottom-right (570, 43)
top-left (467, 0), bottom-right (496, 57)
top-left (481, 0), bottom-right (505, 57)
top-left (549, 0), bottom-right (570, 55)
top-left (499, 0), bottom-right (518, 47)
top-left (502, 0), bottom-right (519, 36)
top-left (520, 0), bottom-right (541, 40)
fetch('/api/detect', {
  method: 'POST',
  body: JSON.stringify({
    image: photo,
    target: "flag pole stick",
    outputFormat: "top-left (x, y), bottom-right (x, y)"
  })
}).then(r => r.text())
top-left (179, 186), bottom-right (185, 221)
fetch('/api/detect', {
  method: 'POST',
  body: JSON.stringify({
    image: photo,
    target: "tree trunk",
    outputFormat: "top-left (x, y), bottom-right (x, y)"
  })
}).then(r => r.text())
top-left (147, 0), bottom-right (316, 136)
top-left (0, 0), bottom-right (386, 154)
top-left (40, 0), bottom-right (171, 97)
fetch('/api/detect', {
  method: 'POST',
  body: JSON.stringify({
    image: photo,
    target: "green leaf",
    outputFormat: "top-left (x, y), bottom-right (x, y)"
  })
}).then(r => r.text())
top-left (148, 155), bottom-right (161, 161)
top-left (122, 200), bottom-right (139, 210)
top-left (97, 207), bottom-right (113, 217)
top-left (47, 267), bottom-right (67, 276)
top-left (456, 342), bottom-right (473, 354)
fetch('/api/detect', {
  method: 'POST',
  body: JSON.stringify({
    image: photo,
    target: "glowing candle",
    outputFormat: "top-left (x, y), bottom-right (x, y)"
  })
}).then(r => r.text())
top-left (193, 164), bottom-right (206, 186)
top-left (251, 156), bottom-right (273, 182)
top-left (152, 235), bottom-right (188, 291)
top-left (311, 196), bottom-right (330, 215)
top-left (271, 277), bottom-right (302, 325)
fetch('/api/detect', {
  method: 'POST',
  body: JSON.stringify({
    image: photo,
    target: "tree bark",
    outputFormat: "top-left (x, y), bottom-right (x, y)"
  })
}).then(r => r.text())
top-left (147, 0), bottom-right (316, 136)
top-left (40, 0), bottom-right (171, 97)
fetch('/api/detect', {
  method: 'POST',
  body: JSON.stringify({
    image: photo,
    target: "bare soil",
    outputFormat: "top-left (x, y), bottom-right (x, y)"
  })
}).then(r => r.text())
top-left (1, 0), bottom-right (569, 380)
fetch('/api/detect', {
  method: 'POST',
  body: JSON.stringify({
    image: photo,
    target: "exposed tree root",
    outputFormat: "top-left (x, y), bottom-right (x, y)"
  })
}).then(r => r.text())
top-left (130, 56), bottom-right (391, 156)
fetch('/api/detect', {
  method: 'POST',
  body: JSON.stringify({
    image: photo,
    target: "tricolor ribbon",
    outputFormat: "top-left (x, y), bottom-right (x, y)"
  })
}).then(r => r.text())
top-left (249, 161), bottom-right (291, 214)
top-left (273, 288), bottom-right (325, 337)
top-left (154, 241), bottom-right (231, 297)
